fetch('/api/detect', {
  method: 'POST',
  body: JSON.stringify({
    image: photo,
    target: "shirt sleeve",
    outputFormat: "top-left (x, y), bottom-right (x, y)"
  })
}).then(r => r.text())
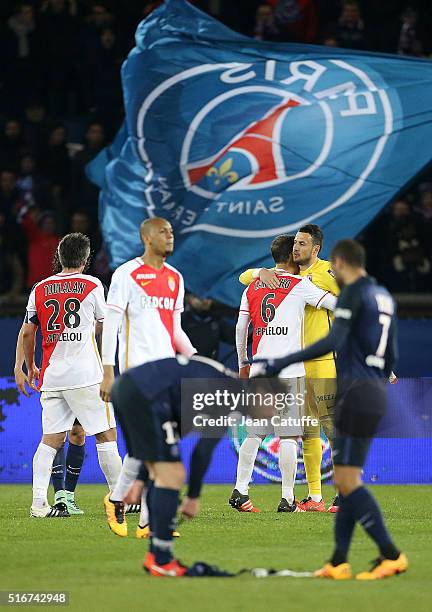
top-left (236, 289), bottom-right (250, 367)
top-left (25, 286), bottom-right (39, 325)
top-left (93, 281), bottom-right (106, 321)
top-left (239, 268), bottom-right (261, 286)
top-left (300, 277), bottom-right (336, 310)
top-left (317, 265), bottom-right (340, 295)
top-left (333, 285), bottom-right (362, 328)
top-left (106, 267), bottom-right (129, 313)
top-left (175, 273), bottom-right (185, 312)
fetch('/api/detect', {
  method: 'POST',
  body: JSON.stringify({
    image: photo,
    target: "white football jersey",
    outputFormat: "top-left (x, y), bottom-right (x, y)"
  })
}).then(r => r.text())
top-left (240, 272), bottom-right (334, 378)
top-left (26, 273), bottom-right (106, 391)
top-left (106, 258), bottom-right (185, 372)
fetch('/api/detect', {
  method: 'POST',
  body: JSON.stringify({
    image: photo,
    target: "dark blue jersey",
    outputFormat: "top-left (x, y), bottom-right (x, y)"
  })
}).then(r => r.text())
top-left (259, 276), bottom-right (398, 383)
top-left (126, 355), bottom-right (233, 402)
top-left (333, 276), bottom-right (397, 380)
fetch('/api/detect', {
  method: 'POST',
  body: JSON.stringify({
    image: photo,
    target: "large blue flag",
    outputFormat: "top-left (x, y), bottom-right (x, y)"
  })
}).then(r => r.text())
top-left (88, 0), bottom-right (432, 307)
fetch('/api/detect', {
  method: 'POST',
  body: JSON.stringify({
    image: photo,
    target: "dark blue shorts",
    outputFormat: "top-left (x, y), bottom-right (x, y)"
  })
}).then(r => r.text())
top-left (111, 374), bottom-right (181, 463)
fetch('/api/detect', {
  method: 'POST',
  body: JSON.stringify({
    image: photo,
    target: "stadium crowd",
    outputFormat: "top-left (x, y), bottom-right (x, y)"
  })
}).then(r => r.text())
top-left (1, 0), bottom-right (432, 309)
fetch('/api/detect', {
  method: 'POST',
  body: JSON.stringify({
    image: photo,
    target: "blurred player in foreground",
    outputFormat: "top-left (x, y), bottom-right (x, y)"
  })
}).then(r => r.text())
top-left (100, 217), bottom-right (196, 537)
top-left (240, 225), bottom-right (340, 512)
top-left (256, 239), bottom-right (407, 580)
top-left (111, 355), bottom-right (235, 577)
top-left (23, 233), bottom-right (122, 517)
top-left (232, 234), bottom-right (336, 513)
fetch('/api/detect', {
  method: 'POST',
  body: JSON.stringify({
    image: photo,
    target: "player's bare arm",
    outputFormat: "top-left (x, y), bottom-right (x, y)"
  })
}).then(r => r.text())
top-left (100, 364), bottom-right (115, 402)
top-left (14, 323), bottom-right (39, 397)
top-left (22, 322), bottom-right (39, 391)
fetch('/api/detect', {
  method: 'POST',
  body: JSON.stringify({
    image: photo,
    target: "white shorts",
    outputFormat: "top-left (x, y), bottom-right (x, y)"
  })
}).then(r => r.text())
top-left (246, 376), bottom-right (306, 438)
top-left (40, 384), bottom-right (116, 436)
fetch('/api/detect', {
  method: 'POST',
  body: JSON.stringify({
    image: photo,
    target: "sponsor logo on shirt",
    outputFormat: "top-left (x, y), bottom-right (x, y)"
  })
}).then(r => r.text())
top-left (136, 273), bottom-right (157, 279)
top-left (141, 296), bottom-right (175, 310)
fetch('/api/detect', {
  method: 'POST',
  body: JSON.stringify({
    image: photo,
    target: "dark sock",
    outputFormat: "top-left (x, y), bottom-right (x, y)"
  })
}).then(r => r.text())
top-left (345, 486), bottom-right (400, 560)
top-left (331, 494), bottom-right (356, 566)
top-left (51, 447), bottom-right (65, 493)
top-left (151, 487), bottom-right (179, 565)
top-left (146, 480), bottom-right (155, 554)
top-left (65, 443), bottom-right (85, 493)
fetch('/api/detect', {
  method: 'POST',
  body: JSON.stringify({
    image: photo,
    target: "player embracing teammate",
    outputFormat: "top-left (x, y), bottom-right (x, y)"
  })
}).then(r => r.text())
top-left (100, 217), bottom-right (196, 537)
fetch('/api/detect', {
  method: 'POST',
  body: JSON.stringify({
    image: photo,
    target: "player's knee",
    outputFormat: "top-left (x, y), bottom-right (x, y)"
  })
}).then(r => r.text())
top-left (42, 433), bottom-right (66, 451)
top-left (155, 462), bottom-right (185, 490)
top-left (69, 425), bottom-right (86, 446)
top-left (95, 428), bottom-right (117, 444)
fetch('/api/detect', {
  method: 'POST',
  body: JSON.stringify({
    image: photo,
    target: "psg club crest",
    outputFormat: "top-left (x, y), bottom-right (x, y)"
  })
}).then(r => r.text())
top-left (136, 59), bottom-right (395, 239)
top-left (229, 423), bottom-right (333, 484)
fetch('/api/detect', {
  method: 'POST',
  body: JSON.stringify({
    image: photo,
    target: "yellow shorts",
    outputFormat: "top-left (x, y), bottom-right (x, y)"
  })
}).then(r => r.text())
top-left (304, 359), bottom-right (336, 443)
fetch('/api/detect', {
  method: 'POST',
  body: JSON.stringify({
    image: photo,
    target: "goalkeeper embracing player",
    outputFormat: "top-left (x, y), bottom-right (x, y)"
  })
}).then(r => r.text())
top-left (257, 239), bottom-right (407, 580)
top-left (239, 224), bottom-right (339, 512)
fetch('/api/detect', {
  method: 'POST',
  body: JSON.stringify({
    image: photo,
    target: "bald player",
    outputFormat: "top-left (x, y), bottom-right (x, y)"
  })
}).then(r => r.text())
top-left (100, 217), bottom-right (196, 537)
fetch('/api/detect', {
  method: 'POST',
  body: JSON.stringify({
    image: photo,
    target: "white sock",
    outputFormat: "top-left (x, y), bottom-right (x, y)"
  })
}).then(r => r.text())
top-left (310, 494), bottom-right (322, 503)
top-left (109, 454), bottom-right (141, 502)
top-left (139, 489), bottom-right (149, 527)
top-left (279, 438), bottom-right (298, 505)
top-left (96, 441), bottom-right (123, 494)
top-left (234, 436), bottom-right (261, 495)
top-left (32, 443), bottom-right (58, 508)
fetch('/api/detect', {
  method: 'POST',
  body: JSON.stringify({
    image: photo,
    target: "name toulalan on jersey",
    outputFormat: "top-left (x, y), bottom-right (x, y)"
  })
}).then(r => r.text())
top-left (26, 273), bottom-right (106, 392)
top-left (106, 258), bottom-right (184, 371)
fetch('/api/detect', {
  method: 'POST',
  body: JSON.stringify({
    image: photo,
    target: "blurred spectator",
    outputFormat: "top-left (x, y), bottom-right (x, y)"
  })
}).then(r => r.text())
top-left (385, 200), bottom-right (431, 292)
top-left (68, 210), bottom-right (101, 252)
top-left (0, 120), bottom-right (26, 169)
top-left (335, 1), bottom-right (368, 50)
top-left (253, 4), bottom-right (278, 40)
top-left (70, 123), bottom-right (105, 215)
top-left (84, 27), bottom-right (123, 124)
top-left (19, 207), bottom-right (60, 288)
top-left (0, 211), bottom-right (24, 303)
top-left (181, 293), bottom-right (236, 359)
top-left (22, 98), bottom-right (52, 156)
top-left (267, 0), bottom-right (318, 43)
top-left (4, 3), bottom-right (42, 111)
top-left (398, 6), bottom-right (422, 56)
top-left (323, 35), bottom-right (338, 47)
top-left (39, 125), bottom-right (70, 195)
top-left (16, 154), bottom-right (51, 205)
top-left (39, 0), bottom-right (79, 115)
top-left (82, 2), bottom-right (115, 54)
top-left (0, 170), bottom-right (22, 219)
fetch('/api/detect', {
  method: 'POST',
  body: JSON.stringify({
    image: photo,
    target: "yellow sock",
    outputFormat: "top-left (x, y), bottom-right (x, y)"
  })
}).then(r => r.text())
top-left (303, 438), bottom-right (322, 498)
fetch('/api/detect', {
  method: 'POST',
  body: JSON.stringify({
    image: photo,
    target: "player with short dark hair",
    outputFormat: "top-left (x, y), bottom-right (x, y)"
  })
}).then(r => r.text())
top-left (256, 239), bottom-right (408, 580)
top-left (23, 233), bottom-right (122, 518)
top-left (239, 224), bottom-right (340, 512)
top-left (232, 234), bottom-right (336, 513)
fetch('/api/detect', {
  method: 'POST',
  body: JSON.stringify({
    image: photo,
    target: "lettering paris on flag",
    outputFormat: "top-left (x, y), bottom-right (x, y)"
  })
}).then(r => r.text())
top-left (87, 0), bottom-right (432, 307)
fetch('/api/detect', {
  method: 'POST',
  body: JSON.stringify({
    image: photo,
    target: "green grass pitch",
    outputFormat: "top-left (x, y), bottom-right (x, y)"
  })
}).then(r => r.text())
top-left (0, 484), bottom-right (431, 611)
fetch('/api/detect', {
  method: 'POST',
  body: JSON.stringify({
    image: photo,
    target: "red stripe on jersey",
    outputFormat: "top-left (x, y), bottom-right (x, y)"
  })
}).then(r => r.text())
top-left (130, 264), bottom-right (180, 352)
top-left (35, 277), bottom-right (98, 389)
top-left (246, 274), bottom-right (302, 356)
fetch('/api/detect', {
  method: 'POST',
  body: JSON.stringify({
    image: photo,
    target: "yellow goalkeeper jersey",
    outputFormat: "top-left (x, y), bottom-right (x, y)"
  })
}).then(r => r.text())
top-left (239, 258), bottom-right (340, 361)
